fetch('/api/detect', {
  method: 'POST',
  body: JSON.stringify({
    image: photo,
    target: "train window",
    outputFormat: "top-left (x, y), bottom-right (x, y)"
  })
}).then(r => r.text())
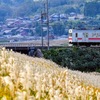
top-left (86, 33), bottom-right (88, 37)
top-left (76, 33), bottom-right (78, 37)
top-left (83, 33), bottom-right (88, 37)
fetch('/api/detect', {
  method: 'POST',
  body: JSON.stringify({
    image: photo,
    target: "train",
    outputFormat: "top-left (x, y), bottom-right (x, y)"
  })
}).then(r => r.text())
top-left (68, 29), bottom-right (100, 46)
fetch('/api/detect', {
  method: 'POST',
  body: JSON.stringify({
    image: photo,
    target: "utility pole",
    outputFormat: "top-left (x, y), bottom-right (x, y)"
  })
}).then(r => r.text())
top-left (41, 0), bottom-right (49, 50)
top-left (46, 0), bottom-right (50, 50)
top-left (41, 3), bottom-right (46, 49)
top-left (41, 11), bottom-right (43, 49)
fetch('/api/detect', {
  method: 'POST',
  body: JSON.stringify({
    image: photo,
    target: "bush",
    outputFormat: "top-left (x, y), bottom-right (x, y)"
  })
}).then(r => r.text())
top-left (43, 47), bottom-right (100, 72)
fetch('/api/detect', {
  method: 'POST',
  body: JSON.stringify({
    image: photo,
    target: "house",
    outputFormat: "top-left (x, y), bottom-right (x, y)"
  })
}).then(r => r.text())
top-left (50, 13), bottom-right (60, 21)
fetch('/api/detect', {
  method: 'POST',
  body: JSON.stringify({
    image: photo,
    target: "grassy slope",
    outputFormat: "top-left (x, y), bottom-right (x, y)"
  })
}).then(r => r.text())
top-left (0, 48), bottom-right (100, 99)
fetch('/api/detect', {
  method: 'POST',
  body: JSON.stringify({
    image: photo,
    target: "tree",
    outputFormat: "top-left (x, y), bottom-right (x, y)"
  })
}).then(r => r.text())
top-left (0, 4), bottom-right (12, 21)
top-left (84, 1), bottom-right (100, 17)
top-left (13, 1), bottom-right (37, 17)
top-left (0, 0), bottom-right (12, 5)
top-left (52, 22), bottom-right (66, 36)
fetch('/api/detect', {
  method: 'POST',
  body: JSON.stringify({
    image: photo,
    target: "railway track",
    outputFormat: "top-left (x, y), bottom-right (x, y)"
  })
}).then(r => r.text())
top-left (0, 42), bottom-right (66, 51)
top-left (0, 38), bottom-right (68, 47)
top-left (0, 42), bottom-right (100, 48)
top-left (0, 42), bottom-right (45, 47)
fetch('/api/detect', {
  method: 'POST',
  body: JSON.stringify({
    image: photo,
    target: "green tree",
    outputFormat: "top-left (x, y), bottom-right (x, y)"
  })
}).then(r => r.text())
top-left (84, 1), bottom-right (100, 17)
top-left (52, 22), bottom-right (66, 36)
top-left (0, 4), bottom-right (12, 21)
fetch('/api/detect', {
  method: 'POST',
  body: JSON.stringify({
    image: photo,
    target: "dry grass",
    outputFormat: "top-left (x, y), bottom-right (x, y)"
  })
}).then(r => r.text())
top-left (0, 48), bottom-right (100, 100)
top-left (68, 69), bottom-right (100, 88)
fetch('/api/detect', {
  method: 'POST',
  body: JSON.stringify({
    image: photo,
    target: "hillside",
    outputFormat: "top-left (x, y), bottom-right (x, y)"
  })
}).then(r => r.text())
top-left (0, 0), bottom-right (99, 21)
top-left (0, 48), bottom-right (100, 99)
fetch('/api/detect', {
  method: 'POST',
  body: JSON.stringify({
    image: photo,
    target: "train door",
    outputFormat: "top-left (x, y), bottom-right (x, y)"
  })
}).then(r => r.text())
top-left (83, 33), bottom-right (88, 42)
top-left (75, 33), bottom-right (78, 42)
top-left (75, 32), bottom-right (80, 45)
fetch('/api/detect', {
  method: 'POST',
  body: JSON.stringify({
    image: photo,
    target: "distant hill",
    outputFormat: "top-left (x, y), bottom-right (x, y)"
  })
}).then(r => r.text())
top-left (84, 1), bottom-right (100, 17)
top-left (0, 0), bottom-right (99, 21)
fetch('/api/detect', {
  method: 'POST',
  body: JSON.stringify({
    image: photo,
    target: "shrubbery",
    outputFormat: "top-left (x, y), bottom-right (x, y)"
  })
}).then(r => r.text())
top-left (43, 47), bottom-right (100, 72)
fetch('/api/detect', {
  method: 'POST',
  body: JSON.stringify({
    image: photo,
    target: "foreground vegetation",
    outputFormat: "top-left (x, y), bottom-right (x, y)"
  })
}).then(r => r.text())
top-left (43, 47), bottom-right (100, 72)
top-left (0, 48), bottom-right (100, 100)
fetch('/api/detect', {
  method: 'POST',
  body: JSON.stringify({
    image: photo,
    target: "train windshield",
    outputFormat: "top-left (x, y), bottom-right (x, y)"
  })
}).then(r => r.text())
top-left (69, 32), bottom-right (72, 37)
